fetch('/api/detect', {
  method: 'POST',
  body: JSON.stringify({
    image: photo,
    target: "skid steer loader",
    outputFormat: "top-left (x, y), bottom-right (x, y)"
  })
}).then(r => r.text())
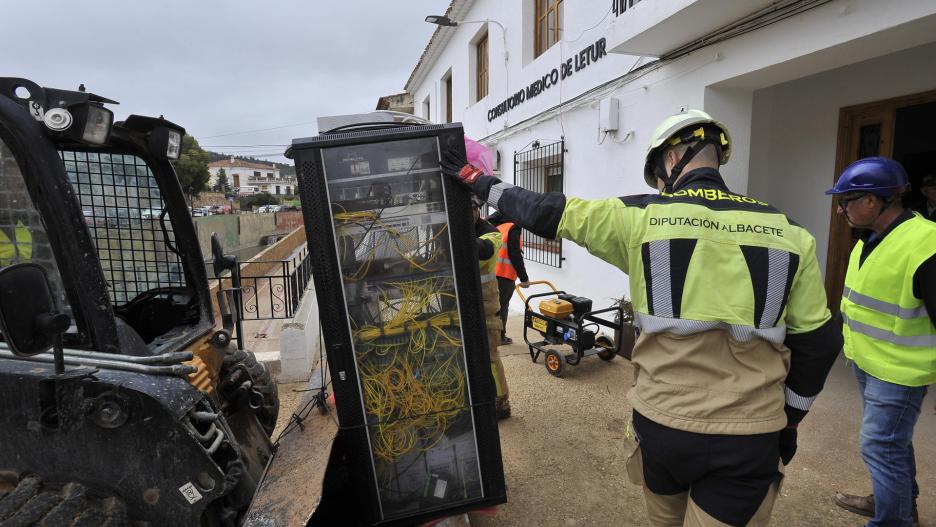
top-left (0, 77), bottom-right (286, 526)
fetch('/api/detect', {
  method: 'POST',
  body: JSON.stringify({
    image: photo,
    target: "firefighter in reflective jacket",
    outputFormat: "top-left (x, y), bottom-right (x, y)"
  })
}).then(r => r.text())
top-left (827, 157), bottom-right (936, 527)
top-left (0, 219), bottom-right (32, 266)
top-left (488, 211), bottom-right (530, 344)
top-left (473, 197), bottom-right (511, 420)
top-left (444, 110), bottom-right (842, 526)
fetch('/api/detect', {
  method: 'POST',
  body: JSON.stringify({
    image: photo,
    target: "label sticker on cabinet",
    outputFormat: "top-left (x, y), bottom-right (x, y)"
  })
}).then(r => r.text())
top-left (433, 479), bottom-right (448, 499)
top-left (179, 482), bottom-right (203, 504)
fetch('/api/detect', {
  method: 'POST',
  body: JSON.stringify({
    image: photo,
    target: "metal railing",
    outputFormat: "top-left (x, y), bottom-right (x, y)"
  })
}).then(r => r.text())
top-left (213, 247), bottom-right (313, 321)
top-left (513, 140), bottom-right (564, 268)
top-left (613, 0), bottom-right (643, 16)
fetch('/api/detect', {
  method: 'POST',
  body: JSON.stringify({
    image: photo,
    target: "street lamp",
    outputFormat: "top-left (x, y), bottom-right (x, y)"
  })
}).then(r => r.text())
top-left (424, 15), bottom-right (507, 59)
top-left (425, 14), bottom-right (510, 127)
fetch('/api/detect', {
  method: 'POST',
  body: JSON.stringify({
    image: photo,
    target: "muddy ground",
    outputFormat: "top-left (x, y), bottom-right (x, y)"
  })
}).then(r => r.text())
top-left (274, 314), bottom-right (936, 526)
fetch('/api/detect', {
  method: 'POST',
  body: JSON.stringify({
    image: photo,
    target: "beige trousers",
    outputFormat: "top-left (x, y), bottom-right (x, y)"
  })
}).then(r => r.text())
top-left (482, 278), bottom-right (509, 408)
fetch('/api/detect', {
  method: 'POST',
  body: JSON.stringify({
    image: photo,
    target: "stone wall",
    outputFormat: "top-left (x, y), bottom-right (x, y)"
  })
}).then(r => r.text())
top-left (194, 214), bottom-right (277, 256)
top-left (192, 192), bottom-right (229, 208)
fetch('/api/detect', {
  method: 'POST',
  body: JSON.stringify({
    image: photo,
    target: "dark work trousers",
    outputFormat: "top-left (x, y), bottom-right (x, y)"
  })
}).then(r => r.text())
top-left (496, 276), bottom-right (515, 335)
top-left (632, 411), bottom-right (783, 526)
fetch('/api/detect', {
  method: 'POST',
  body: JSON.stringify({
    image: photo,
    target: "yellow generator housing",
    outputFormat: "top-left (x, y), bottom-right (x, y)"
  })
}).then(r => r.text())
top-left (538, 298), bottom-right (573, 318)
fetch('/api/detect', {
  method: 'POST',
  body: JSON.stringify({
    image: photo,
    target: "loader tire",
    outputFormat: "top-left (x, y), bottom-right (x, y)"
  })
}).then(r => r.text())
top-left (220, 348), bottom-right (280, 437)
top-left (0, 473), bottom-right (128, 527)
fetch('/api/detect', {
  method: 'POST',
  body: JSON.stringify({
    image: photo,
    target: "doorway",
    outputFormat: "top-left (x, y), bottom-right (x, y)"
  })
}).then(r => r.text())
top-left (826, 89), bottom-right (936, 311)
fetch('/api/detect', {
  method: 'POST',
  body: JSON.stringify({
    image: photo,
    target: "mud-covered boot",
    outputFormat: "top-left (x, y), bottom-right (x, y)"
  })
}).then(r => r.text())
top-left (834, 493), bottom-right (874, 517)
top-left (495, 396), bottom-right (511, 420)
top-left (834, 493), bottom-right (919, 527)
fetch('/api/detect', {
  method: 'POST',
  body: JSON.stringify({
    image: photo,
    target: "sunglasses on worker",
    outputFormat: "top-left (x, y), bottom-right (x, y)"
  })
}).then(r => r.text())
top-left (837, 193), bottom-right (870, 208)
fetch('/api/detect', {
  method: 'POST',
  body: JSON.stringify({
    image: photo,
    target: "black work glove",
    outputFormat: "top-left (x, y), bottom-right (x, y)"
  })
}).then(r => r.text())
top-left (779, 425), bottom-right (798, 465)
top-left (440, 149), bottom-right (485, 188)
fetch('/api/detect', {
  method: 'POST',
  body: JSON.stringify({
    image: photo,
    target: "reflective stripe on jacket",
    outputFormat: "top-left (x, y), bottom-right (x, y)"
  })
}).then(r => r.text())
top-left (554, 169), bottom-right (831, 434)
top-left (842, 214), bottom-right (936, 386)
top-left (0, 220), bottom-right (33, 266)
top-left (495, 222), bottom-right (521, 280)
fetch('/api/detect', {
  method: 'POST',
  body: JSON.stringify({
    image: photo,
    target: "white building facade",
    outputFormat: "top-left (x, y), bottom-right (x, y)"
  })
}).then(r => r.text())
top-left (208, 158), bottom-right (297, 196)
top-left (406, 0), bottom-right (936, 312)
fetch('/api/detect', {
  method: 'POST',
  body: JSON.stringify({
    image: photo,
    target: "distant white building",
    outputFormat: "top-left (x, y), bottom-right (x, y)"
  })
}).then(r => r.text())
top-left (406, 0), bottom-right (936, 311)
top-left (207, 157), bottom-right (297, 196)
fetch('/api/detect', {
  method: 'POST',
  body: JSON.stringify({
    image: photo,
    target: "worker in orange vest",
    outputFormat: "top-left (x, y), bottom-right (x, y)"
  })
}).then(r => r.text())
top-left (488, 211), bottom-right (530, 345)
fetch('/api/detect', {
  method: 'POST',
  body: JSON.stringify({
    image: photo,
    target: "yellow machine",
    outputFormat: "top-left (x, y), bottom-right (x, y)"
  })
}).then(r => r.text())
top-left (518, 281), bottom-right (624, 377)
top-left (538, 297), bottom-right (574, 319)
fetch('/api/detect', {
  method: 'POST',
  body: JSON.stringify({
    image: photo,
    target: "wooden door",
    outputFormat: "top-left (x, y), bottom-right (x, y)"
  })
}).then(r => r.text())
top-left (826, 89), bottom-right (936, 311)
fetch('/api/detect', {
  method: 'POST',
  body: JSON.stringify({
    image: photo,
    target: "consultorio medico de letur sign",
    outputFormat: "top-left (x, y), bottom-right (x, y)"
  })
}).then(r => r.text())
top-left (487, 38), bottom-right (607, 123)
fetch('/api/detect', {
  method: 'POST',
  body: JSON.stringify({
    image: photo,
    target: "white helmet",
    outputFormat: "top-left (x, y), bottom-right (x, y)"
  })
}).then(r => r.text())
top-left (643, 109), bottom-right (731, 191)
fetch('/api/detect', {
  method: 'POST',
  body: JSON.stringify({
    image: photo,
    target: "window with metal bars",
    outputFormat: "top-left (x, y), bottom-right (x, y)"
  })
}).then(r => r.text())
top-left (513, 140), bottom-right (564, 267)
top-left (612, 0), bottom-right (643, 16)
top-left (535, 0), bottom-right (563, 58)
top-left (60, 150), bottom-right (186, 304)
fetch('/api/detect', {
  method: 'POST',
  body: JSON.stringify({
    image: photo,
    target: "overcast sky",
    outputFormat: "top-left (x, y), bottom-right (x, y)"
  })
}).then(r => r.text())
top-left (0, 0), bottom-right (446, 164)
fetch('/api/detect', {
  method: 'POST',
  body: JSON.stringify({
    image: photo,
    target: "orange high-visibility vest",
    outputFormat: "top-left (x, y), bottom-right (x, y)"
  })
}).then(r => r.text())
top-left (495, 222), bottom-right (521, 280)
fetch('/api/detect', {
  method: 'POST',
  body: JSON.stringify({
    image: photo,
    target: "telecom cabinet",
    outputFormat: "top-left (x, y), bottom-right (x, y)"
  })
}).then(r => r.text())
top-left (290, 123), bottom-right (506, 525)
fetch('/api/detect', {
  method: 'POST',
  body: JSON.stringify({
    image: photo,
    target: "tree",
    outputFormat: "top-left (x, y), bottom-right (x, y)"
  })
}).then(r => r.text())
top-left (213, 168), bottom-right (233, 193)
top-left (171, 135), bottom-right (211, 200)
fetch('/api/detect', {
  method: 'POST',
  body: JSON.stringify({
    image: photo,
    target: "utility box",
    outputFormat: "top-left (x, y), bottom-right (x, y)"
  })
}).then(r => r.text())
top-left (290, 122), bottom-right (506, 525)
top-left (599, 97), bottom-right (619, 133)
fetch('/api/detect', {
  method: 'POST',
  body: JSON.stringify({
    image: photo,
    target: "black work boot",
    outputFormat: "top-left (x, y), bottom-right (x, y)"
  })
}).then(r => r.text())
top-left (500, 332), bottom-right (513, 345)
top-left (834, 493), bottom-right (919, 527)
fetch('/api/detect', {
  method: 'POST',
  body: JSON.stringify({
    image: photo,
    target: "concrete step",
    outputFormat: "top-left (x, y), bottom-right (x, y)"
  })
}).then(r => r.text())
top-left (254, 350), bottom-right (281, 380)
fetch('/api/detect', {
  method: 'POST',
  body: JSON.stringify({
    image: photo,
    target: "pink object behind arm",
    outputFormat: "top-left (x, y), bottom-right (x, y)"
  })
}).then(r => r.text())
top-left (464, 136), bottom-right (495, 176)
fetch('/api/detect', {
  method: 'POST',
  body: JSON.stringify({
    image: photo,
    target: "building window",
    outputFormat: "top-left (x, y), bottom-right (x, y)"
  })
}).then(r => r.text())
top-left (276, 185), bottom-right (281, 195)
top-left (613, 0), bottom-right (642, 16)
top-left (444, 73), bottom-right (453, 123)
top-left (423, 96), bottom-right (431, 121)
top-left (513, 140), bottom-right (564, 267)
top-left (233, 174), bottom-right (240, 187)
top-left (267, 172), bottom-right (273, 179)
top-left (535, 0), bottom-right (563, 58)
top-left (286, 186), bottom-right (292, 195)
top-left (254, 171), bottom-right (261, 179)
top-left (476, 33), bottom-right (489, 101)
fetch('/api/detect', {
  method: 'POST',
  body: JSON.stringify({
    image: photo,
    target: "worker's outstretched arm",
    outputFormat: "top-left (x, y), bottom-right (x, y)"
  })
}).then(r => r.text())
top-left (442, 152), bottom-right (630, 270)
top-left (443, 150), bottom-right (565, 238)
top-left (476, 175), bottom-right (566, 239)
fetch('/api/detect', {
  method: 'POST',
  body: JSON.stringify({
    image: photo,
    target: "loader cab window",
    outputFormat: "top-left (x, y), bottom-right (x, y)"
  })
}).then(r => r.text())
top-left (0, 140), bottom-right (72, 319)
top-left (61, 150), bottom-right (187, 304)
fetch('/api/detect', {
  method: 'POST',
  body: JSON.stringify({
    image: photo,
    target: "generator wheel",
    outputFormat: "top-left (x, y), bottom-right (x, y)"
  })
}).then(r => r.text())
top-left (0, 472), bottom-right (128, 526)
top-left (596, 335), bottom-right (616, 361)
top-left (220, 348), bottom-right (280, 437)
top-left (545, 349), bottom-right (564, 377)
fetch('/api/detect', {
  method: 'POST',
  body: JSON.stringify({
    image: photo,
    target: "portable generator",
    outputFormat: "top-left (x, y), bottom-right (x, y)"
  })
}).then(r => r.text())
top-left (518, 281), bottom-right (624, 377)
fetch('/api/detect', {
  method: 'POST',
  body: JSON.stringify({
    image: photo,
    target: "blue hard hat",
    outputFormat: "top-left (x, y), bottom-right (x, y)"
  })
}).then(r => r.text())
top-left (825, 157), bottom-right (908, 196)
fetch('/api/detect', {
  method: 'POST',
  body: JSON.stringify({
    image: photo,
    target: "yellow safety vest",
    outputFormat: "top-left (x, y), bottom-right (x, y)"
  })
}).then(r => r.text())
top-left (842, 214), bottom-right (936, 386)
top-left (478, 230), bottom-right (502, 283)
top-left (0, 220), bottom-right (32, 266)
top-left (558, 185), bottom-right (830, 341)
